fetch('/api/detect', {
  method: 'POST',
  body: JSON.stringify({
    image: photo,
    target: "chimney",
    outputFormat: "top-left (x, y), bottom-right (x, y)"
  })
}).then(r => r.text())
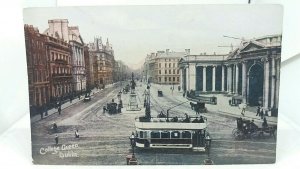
top-left (185, 49), bottom-right (190, 55)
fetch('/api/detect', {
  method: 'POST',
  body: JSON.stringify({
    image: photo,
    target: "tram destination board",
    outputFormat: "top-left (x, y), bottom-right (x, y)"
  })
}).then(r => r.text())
top-left (24, 4), bottom-right (282, 165)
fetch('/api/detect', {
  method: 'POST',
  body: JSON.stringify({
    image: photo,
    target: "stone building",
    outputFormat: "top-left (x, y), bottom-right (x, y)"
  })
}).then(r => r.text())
top-left (84, 45), bottom-right (92, 90)
top-left (44, 19), bottom-right (86, 94)
top-left (144, 49), bottom-right (188, 84)
top-left (179, 35), bottom-right (281, 116)
top-left (88, 37), bottom-right (115, 88)
top-left (24, 25), bottom-right (50, 115)
top-left (44, 35), bottom-right (73, 102)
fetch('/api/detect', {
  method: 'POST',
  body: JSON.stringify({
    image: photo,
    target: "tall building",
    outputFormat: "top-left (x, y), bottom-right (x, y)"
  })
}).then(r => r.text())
top-left (144, 49), bottom-right (188, 84)
top-left (24, 25), bottom-right (50, 115)
top-left (88, 37), bottom-right (115, 88)
top-left (179, 35), bottom-right (281, 116)
top-left (44, 19), bottom-right (86, 94)
top-left (44, 35), bottom-right (73, 102)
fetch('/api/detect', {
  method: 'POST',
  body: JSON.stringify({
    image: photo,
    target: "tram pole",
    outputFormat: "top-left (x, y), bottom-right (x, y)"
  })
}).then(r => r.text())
top-left (166, 100), bottom-right (190, 121)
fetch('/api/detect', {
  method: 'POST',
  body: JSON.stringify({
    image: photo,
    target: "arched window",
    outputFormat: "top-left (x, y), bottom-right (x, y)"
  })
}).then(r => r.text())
top-left (171, 131), bottom-right (180, 138)
top-left (150, 131), bottom-right (160, 138)
top-left (182, 131), bottom-right (191, 138)
top-left (161, 131), bottom-right (170, 139)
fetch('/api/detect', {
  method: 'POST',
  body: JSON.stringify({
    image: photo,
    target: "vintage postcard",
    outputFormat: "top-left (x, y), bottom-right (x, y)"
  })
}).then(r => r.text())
top-left (23, 5), bottom-right (282, 165)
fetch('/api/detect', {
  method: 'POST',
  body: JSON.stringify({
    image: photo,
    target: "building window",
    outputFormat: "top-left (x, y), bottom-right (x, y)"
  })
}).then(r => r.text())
top-left (169, 77), bottom-right (172, 82)
top-left (159, 63), bottom-right (161, 68)
top-left (169, 63), bottom-right (171, 67)
top-left (177, 69), bottom-right (179, 74)
top-left (169, 70), bottom-right (171, 74)
top-left (165, 77), bottom-right (167, 82)
top-left (177, 77), bottom-right (179, 81)
top-left (159, 77), bottom-right (161, 82)
top-left (159, 70), bottom-right (161, 74)
top-left (165, 70), bottom-right (167, 74)
top-left (165, 63), bottom-right (167, 68)
top-left (173, 77), bottom-right (175, 81)
top-left (173, 63), bottom-right (175, 67)
top-left (51, 52), bottom-right (54, 61)
top-left (173, 69), bottom-right (175, 74)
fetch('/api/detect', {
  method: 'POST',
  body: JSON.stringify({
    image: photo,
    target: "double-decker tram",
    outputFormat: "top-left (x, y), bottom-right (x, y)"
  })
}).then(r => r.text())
top-left (134, 116), bottom-right (209, 151)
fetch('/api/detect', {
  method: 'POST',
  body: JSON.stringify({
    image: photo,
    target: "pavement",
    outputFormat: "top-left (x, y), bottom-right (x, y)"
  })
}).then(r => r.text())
top-left (31, 84), bottom-right (115, 123)
top-left (150, 83), bottom-right (277, 126)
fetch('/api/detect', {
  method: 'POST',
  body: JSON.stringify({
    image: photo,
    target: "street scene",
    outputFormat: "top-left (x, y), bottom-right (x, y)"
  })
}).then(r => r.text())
top-left (24, 5), bottom-right (281, 165)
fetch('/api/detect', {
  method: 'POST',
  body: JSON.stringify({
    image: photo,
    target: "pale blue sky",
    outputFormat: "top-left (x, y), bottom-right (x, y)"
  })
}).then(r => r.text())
top-left (23, 5), bottom-right (282, 69)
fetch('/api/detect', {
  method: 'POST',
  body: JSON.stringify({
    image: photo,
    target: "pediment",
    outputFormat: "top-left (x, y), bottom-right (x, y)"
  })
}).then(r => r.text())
top-left (240, 41), bottom-right (265, 52)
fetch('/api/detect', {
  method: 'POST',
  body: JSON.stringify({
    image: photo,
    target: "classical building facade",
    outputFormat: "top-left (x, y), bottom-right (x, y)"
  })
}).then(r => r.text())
top-left (144, 49), bottom-right (188, 84)
top-left (44, 19), bottom-right (86, 94)
top-left (24, 25), bottom-right (50, 114)
top-left (88, 37), bottom-right (115, 88)
top-left (45, 35), bottom-right (73, 101)
top-left (179, 35), bottom-right (281, 114)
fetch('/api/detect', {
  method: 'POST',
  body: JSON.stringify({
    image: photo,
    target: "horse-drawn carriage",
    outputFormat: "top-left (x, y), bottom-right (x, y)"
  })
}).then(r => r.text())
top-left (190, 102), bottom-right (207, 114)
top-left (123, 84), bottom-right (130, 94)
top-left (158, 90), bottom-right (163, 97)
top-left (232, 118), bottom-right (276, 140)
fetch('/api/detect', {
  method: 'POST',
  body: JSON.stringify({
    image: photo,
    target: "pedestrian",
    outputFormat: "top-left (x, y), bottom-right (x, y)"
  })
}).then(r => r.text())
top-left (40, 111), bottom-right (43, 119)
top-left (262, 117), bottom-right (268, 129)
top-left (240, 103), bottom-right (246, 116)
top-left (44, 104), bottom-right (48, 116)
top-left (256, 106), bottom-right (260, 116)
top-left (103, 106), bottom-right (106, 113)
top-left (199, 116), bottom-right (205, 123)
top-left (52, 122), bottom-right (58, 133)
top-left (260, 108), bottom-right (264, 119)
top-left (78, 95), bottom-right (81, 100)
top-left (75, 129), bottom-right (79, 138)
top-left (55, 134), bottom-right (59, 145)
top-left (58, 106), bottom-right (61, 115)
top-left (183, 92), bottom-right (186, 97)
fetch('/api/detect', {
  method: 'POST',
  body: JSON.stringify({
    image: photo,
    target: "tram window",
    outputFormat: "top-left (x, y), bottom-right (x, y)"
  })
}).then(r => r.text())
top-left (140, 131), bottom-right (144, 138)
top-left (171, 131), bottom-right (180, 138)
top-left (161, 131), bottom-right (170, 138)
top-left (182, 131), bottom-right (191, 138)
top-left (151, 131), bottom-right (160, 138)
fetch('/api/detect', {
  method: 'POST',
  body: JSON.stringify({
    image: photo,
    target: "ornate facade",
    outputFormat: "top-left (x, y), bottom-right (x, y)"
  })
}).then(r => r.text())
top-left (24, 25), bottom-right (50, 114)
top-left (88, 37), bottom-right (115, 88)
top-left (45, 35), bottom-right (73, 101)
top-left (44, 19), bottom-right (86, 94)
top-left (144, 49), bottom-right (188, 84)
top-left (179, 35), bottom-right (281, 116)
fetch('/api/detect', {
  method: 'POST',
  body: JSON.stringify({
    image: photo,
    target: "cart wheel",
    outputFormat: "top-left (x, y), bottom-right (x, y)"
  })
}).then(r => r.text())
top-left (232, 128), bottom-right (238, 135)
top-left (234, 130), bottom-right (244, 140)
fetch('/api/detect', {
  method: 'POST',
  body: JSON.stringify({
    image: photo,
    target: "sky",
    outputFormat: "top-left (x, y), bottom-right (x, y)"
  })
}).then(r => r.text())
top-left (23, 5), bottom-right (283, 70)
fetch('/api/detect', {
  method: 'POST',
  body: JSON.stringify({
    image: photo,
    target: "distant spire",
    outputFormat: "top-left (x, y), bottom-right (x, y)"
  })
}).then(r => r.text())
top-left (106, 38), bottom-right (109, 45)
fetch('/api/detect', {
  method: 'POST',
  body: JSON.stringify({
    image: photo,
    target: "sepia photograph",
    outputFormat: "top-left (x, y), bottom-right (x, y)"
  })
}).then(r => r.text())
top-left (23, 5), bottom-right (282, 165)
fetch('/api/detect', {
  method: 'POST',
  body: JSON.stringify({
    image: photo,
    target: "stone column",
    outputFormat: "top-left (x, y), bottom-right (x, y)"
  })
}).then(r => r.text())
top-left (275, 58), bottom-right (280, 108)
top-left (203, 66), bottom-right (206, 92)
top-left (212, 66), bottom-right (216, 92)
top-left (242, 62), bottom-right (247, 102)
top-left (221, 65), bottom-right (225, 92)
top-left (180, 68), bottom-right (184, 91)
top-left (189, 64), bottom-right (196, 91)
top-left (227, 65), bottom-right (232, 93)
top-left (235, 64), bottom-right (239, 94)
top-left (270, 57), bottom-right (276, 108)
top-left (186, 67), bottom-right (190, 91)
top-left (263, 58), bottom-right (270, 109)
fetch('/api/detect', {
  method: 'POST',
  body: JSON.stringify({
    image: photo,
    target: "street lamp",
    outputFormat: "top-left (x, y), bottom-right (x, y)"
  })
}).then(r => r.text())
top-left (127, 132), bottom-right (138, 165)
top-left (129, 132), bottom-right (136, 155)
top-left (203, 135), bottom-right (213, 165)
top-left (205, 135), bottom-right (212, 156)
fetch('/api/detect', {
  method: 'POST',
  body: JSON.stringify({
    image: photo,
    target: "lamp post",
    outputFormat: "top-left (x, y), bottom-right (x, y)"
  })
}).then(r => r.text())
top-left (203, 135), bottom-right (213, 165)
top-left (127, 132), bottom-right (138, 165)
top-left (129, 132), bottom-right (136, 155)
